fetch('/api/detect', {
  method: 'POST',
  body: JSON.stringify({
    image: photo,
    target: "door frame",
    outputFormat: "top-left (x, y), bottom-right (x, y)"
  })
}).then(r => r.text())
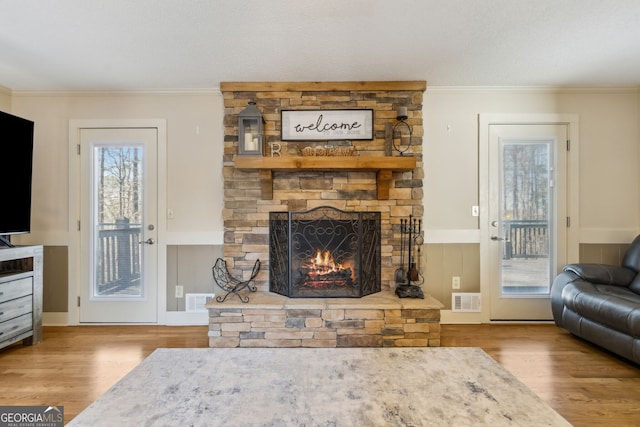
top-left (68, 119), bottom-right (167, 325)
top-left (478, 114), bottom-right (580, 323)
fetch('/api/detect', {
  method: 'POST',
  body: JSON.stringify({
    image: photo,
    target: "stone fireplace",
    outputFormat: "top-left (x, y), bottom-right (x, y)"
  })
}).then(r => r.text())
top-left (208, 81), bottom-right (443, 348)
top-left (219, 81), bottom-right (426, 288)
top-left (269, 206), bottom-right (381, 298)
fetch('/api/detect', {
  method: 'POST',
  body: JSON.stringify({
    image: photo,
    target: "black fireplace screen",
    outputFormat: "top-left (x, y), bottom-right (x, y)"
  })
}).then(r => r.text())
top-left (269, 206), bottom-right (381, 298)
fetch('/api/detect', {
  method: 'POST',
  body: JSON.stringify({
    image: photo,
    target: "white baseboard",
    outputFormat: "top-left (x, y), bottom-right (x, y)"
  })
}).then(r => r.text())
top-left (164, 311), bottom-right (209, 325)
top-left (43, 312), bottom-right (70, 326)
top-left (439, 309), bottom-right (482, 324)
top-left (43, 311), bottom-right (209, 326)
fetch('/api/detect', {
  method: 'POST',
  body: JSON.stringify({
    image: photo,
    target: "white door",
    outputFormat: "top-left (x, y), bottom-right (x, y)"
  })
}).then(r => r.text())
top-left (487, 124), bottom-right (568, 320)
top-left (79, 128), bottom-right (158, 323)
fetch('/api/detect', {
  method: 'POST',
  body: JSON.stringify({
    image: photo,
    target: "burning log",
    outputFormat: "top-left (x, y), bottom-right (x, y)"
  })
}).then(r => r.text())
top-left (298, 249), bottom-right (355, 288)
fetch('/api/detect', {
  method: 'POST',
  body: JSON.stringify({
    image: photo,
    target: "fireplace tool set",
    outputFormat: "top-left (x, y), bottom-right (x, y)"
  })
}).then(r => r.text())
top-left (395, 215), bottom-right (425, 299)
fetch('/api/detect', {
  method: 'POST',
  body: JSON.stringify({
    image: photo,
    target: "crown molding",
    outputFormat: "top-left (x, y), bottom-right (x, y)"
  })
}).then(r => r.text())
top-left (220, 81), bottom-right (427, 93)
top-left (11, 87), bottom-right (221, 97)
top-left (7, 84), bottom-right (639, 97)
top-left (426, 85), bottom-right (640, 94)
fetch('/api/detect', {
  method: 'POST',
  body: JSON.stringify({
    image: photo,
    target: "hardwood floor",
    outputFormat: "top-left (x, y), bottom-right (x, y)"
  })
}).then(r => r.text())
top-left (442, 324), bottom-right (640, 427)
top-left (0, 326), bottom-right (209, 424)
top-left (0, 324), bottom-right (639, 426)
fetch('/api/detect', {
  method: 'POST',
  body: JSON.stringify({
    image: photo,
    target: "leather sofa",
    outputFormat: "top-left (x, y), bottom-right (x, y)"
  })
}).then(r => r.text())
top-left (551, 234), bottom-right (640, 364)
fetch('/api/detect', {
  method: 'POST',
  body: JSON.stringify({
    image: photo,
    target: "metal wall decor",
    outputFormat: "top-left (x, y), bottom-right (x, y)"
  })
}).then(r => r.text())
top-left (392, 106), bottom-right (413, 156)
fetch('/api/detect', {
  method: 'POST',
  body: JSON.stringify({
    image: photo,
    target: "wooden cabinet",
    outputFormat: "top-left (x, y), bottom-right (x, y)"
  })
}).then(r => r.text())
top-left (0, 245), bottom-right (43, 350)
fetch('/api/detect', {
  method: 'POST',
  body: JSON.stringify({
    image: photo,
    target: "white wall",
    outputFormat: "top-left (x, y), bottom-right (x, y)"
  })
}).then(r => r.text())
top-left (10, 90), bottom-right (225, 246)
top-left (10, 87), bottom-right (638, 248)
top-left (4, 86), bottom-right (639, 324)
top-left (424, 87), bottom-right (640, 243)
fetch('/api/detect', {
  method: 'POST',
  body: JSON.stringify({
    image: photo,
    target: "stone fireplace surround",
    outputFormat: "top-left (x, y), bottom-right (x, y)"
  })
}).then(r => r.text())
top-left (207, 81), bottom-right (443, 348)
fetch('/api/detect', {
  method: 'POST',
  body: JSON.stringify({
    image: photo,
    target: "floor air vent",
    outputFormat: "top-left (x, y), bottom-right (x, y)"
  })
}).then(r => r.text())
top-left (185, 293), bottom-right (215, 312)
top-left (452, 293), bottom-right (481, 312)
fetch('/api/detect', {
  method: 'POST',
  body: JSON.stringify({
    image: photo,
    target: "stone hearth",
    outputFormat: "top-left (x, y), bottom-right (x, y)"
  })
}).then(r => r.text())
top-left (207, 291), bottom-right (443, 348)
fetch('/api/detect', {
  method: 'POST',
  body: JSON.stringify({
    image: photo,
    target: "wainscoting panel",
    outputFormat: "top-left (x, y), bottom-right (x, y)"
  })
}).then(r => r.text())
top-left (423, 243), bottom-right (480, 310)
top-left (579, 243), bottom-right (631, 265)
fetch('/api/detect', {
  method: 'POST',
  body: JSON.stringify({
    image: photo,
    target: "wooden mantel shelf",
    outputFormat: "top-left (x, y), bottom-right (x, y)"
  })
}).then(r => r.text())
top-left (235, 156), bottom-right (416, 200)
top-left (235, 156), bottom-right (416, 171)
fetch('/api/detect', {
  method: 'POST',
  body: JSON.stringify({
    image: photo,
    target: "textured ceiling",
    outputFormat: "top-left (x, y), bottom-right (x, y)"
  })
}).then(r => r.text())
top-left (1, 0), bottom-right (640, 91)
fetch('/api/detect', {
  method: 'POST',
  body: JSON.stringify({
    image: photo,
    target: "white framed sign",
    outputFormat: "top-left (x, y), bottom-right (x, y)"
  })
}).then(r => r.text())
top-left (281, 109), bottom-right (374, 141)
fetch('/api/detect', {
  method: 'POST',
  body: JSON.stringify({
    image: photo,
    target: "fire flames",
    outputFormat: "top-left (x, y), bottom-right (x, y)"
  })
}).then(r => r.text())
top-left (301, 248), bottom-right (354, 285)
top-left (306, 249), bottom-right (343, 274)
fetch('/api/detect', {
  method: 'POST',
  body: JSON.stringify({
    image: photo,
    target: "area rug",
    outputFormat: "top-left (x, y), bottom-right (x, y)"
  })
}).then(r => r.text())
top-left (68, 347), bottom-right (571, 426)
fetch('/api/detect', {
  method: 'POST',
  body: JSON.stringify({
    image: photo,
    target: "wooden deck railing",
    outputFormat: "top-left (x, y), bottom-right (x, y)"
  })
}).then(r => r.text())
top-left (502, 220), bottom-right (548, 259)
top-left (96, 221), bottom-right (141, 289)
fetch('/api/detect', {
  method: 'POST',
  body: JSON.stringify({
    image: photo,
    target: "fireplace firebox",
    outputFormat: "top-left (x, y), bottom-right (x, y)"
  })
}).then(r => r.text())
top-left (269, 206), bottom-right (381, 298)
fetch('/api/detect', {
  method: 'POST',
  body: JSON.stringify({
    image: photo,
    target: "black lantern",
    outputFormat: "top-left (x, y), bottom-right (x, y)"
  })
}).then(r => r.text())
top-left (238, 101), bottom-right (264, 156)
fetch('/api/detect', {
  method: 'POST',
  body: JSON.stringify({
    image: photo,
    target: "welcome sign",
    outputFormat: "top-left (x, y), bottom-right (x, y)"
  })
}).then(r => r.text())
top-left (281, 109), bottom-right (373, 141)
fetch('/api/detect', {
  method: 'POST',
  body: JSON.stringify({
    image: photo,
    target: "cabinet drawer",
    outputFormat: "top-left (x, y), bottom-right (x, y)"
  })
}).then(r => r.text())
top-left (0, 277), bottom-right (33, 304)
top-left (0, 313), bottom-right (32, 342)
top-left (0, 295), bottom-right (32, 323)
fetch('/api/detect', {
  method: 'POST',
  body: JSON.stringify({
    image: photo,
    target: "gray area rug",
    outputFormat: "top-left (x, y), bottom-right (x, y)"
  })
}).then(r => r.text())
top-left (68, 347), bottom-right (571, 426)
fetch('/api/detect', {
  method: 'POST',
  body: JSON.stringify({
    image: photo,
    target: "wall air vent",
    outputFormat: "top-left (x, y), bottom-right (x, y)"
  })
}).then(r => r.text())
top-left (185, 293), bottom-right (215, 312)
top-left (452, 292), bottom-right (481, 312)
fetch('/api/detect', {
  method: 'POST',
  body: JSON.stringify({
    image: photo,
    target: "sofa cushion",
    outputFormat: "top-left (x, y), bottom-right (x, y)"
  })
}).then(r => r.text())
top-left (562, 280), bottom-right (640, 337)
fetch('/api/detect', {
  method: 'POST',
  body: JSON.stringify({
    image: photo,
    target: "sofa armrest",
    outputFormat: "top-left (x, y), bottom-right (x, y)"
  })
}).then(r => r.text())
top-left (562, 263), bottom-right (636, 286)
top-left (551, 271), bottom-right (579, 326)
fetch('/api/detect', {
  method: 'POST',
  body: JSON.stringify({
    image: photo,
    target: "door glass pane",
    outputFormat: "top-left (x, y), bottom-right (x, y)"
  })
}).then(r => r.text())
top-left (499, 140), bottom-right (552, 296)
top-left (92, 144), bottom-right (144, 299)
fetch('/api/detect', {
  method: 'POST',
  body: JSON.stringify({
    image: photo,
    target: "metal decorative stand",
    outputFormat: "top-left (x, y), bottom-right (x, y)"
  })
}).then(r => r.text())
top-left (395, 215), bottom-right (425, 299)
top-left (212, 258), bottom-right (260, 303)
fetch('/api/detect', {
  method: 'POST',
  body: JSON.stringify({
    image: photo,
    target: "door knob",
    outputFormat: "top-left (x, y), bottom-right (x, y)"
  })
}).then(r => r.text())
top-left (139, 238), bottom-right (155, 245)
top-left (490, 235), bottom-right (505, 241)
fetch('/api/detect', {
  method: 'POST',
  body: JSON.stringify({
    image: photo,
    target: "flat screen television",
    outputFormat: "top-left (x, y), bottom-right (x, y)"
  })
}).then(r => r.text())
top-left (0, 110), bottom-right (34, 247)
